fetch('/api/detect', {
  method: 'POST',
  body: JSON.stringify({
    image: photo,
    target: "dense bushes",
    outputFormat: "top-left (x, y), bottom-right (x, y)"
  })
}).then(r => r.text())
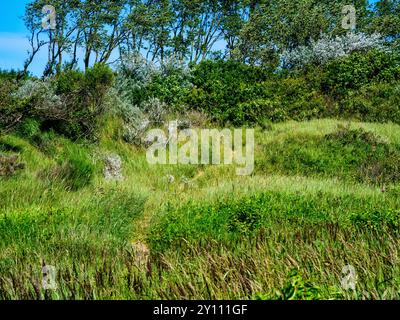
top-left (320, 49), bottom-right (400, 95)
top-left (187, 50), bottom-right (400, 126)
top-left (237, 77), bottom-right (327, 123)
top-left (114, 55), bottom-right (196, 145)
top-left (0, 80), bottom-right (24, 130)
top-left (116, 54), bottom-right (192, 110)
top-left (256, 126), bottom-right (400, 186)
top-left (4, 64), bottom-right (115, 140)
top-left (0, 69), bottom-right (27, 81)
top-left (339, 82), bottom-right (400, 124)
top-left (188, 60), bottom-right (271, 125)
top-left (50, 64), bottom-right (115, 139)
top-left (188, 61), bottom-right (328, 125)
top-left (2, 49), bottom-right (400, 138)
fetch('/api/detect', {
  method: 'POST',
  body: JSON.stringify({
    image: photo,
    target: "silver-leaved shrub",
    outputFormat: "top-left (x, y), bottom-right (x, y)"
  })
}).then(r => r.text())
top-left (12, 78), bottom-right (63, 116)
top-left (282, 32), bottom-right (385, 69)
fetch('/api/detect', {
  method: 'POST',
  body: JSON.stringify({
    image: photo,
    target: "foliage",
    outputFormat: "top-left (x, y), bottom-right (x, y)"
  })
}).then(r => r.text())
top-left (116, 53), bottom-right (192, 109)
top-left (258, 270), bottom-right (322, 300)
top-left (9, 64), bottom-right (115, 139)
top-left (12, 78), bottom-right (63, 114)
top-left (234, 0), bottom-right (371, 67)
top-left (257, 126), bottom-right (400, 186)
top-left (369, 0), bottom-right (400, 48)
top-left (0, 80), bottom-right (24, 131)
top-left (21, 0), bottom-right (400, 76)
top-left (237, 77), bottom-right (326, 124)
top-left (282, 32), bottom-right (385, 69)
top-left (185, 53), bottom-right (400, 125)
top-left (0, 69), bottom-right (28, 81)
top-left (320, 49), bottom-right (400, 94)
top-left (188, 60), bottom-right (270, 124)
top-left (140, 97), bottom-right (168, 125)
top-left (338, 81), bottom-right (400, 124)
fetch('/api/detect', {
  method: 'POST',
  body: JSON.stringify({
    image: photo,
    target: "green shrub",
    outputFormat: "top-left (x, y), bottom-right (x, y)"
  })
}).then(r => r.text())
top-left (0, 80), bottom-right (24, 131)
top-left (3, 65), bottom-right (114, 140)
top-left (188, 60), bottom-right (270, 125)
top-left (116, 55), bottom-right (191, 110)
top-left (257, 127), bottom-right (400, 186)
top-left (350, 209), bottom-right (400, 233)
top-left (188, 63), bottom-right (328, 125)
top-left (83, 63), bottom-right (115, 106)
top-left (146, 66), bottom-right (192, 109)
top-left (55, 69), bottom-right (84, 95)
top-left (0, 69), bottom-right (26, 81)
top-left (238, 77), bottom-right (327, 123)
top-left (227, 199), bottom-right (264, 234)
top-left (320, 49), bottom-right (400, 95)
top-left (187, 55), bottom-right (400, 125)
top-left (338, 82), bottom-right (400, 124)
top-left (256, 270), bottom-right (322, 300)
top-left (41, 64), bottom-right (115, 139)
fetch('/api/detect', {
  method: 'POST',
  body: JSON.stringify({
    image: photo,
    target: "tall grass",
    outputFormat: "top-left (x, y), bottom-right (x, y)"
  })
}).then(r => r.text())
top-left (1, 119), bottom-right (400, 299)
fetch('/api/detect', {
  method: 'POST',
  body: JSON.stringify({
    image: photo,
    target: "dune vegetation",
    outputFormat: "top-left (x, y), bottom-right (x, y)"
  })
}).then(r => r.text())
top-left (1, 0), bottom-right (400, 300)
top-left (1, 118), bottom-right (400, 299)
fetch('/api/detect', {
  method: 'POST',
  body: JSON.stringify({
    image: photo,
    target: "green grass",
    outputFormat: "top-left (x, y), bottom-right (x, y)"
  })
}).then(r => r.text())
top-left (256, 124), bottom-right (400, 185)
top-left (1, 118), bottom-right (400, 299)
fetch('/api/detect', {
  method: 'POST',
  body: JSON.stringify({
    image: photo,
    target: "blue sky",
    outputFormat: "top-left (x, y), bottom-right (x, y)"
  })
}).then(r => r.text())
top-left (0, 1), bottom-right (45, 74)
top-left (0, 1), bottom-right (379, 76)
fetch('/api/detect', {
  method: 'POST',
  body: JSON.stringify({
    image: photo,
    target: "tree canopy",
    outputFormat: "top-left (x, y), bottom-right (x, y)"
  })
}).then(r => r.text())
top-left (22, 0), bottom-right (400, 75)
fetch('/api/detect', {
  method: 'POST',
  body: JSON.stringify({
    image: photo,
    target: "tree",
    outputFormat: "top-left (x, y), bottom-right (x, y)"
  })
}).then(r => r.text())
top-left (22, 0), bottom-right (397, 74)
top-left (370, 0), bottom-right (400, 50)
top-left (24, 0), bottom-right (80, 76)
top-left (75, 0), bottom-right (127, 70)
top-left (233, 0), bottom-right (370, 67)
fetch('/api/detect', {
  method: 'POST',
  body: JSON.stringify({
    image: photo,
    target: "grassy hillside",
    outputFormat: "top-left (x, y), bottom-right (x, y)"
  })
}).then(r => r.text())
top-left (1, 118), bottom-right (399, 299)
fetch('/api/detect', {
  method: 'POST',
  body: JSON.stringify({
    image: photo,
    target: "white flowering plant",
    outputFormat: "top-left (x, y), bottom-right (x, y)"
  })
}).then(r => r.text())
top-left (115, 53), bottom-right (192, 109)
top-left (281, 32), bottom-right (386, 69)
top-left (12, 79), bottom-right (63, 114)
